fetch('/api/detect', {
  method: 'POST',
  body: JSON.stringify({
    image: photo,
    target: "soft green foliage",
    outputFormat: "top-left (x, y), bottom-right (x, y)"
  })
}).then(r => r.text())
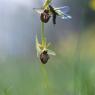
top-left (0, 55), bottom-right (94, 95)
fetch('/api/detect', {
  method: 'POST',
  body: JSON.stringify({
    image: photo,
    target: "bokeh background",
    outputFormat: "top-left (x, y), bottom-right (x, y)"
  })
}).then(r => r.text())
top-left (0, 0), bottom-right (95, 95)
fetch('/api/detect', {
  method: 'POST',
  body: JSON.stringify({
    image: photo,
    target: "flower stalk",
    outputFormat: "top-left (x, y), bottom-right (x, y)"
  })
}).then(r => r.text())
top-left (41, 22), bottom-right (46, 48)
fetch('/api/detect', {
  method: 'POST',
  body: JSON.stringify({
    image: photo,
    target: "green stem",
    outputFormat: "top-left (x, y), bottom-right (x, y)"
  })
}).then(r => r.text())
top-left (41, 64), bottom-right (49, 88)
top-left (40, 64), bottom-right (51, 95)
top-left (41, 22), bottom-right (46, 47)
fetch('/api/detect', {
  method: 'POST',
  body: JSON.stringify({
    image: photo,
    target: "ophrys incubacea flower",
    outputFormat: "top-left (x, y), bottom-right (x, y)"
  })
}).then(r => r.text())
top-left (34, 0), bottom-right (72, 25)
top-left (36, 33), bottom-right (56, 64)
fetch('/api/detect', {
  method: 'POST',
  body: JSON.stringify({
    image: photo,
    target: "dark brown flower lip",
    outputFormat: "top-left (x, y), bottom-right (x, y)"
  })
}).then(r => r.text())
top-left (40, 50), bottom-right (50, 64)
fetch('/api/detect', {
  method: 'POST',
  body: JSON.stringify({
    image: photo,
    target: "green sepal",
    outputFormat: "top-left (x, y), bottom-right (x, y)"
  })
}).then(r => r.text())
top-left (43, 0), bottom-right (52, 9)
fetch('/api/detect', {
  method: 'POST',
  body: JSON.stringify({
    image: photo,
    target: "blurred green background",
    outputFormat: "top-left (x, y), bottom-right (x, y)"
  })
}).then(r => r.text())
top-left (0, 0), bottom-right (95, 95)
